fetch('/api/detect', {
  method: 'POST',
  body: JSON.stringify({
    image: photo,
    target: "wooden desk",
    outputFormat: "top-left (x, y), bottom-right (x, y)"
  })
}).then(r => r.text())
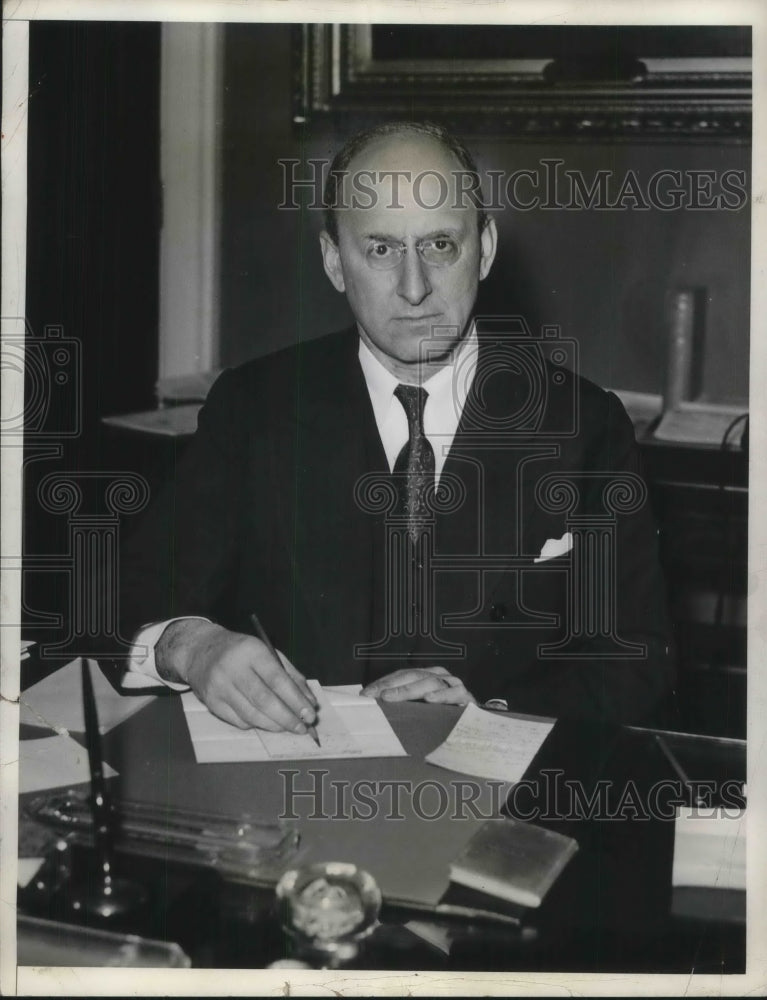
top-left (18, 683), bottom-right (745, 972)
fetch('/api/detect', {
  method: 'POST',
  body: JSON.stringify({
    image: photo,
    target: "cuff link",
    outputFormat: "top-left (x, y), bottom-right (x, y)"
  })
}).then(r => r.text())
top-left (483, 698), bottom-right (509, 712)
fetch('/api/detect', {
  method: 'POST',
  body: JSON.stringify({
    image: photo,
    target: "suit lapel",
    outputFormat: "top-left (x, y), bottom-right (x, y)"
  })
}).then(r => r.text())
top-left (273, 331), bottom-right (385, 683)
top-left (414, 331), bottom-right (559, 655)
top-left (436, 332), bottom-right (538, 557)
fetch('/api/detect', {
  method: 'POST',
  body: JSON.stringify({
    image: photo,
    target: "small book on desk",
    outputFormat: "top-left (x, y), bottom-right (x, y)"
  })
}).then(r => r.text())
top-left (449, 817), bottom-right (578, 909)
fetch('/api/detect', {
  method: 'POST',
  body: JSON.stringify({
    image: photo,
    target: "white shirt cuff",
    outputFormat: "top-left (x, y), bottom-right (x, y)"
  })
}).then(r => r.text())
top-left (483, 698), bottom-right (510, 712)
top-left (123, 617), bottom-right (210, 691)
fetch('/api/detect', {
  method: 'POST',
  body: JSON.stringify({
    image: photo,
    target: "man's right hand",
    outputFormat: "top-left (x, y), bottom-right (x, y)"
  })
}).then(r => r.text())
top-left (155, 619), bottom-right (318, 732)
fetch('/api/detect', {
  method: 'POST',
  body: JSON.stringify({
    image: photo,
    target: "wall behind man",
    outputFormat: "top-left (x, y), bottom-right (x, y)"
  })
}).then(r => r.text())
top-left (23, 21), bottom-right (161, 639)
top-left (220, 23), bottom-right (750, 404)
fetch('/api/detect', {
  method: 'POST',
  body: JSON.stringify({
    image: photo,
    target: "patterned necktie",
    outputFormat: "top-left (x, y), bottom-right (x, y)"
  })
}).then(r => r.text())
top-left (393, 384), bottom-right (435, 542)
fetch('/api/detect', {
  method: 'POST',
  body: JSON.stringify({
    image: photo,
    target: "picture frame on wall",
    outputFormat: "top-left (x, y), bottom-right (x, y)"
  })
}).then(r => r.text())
top-left (294, 24), bottom-right (751, 140)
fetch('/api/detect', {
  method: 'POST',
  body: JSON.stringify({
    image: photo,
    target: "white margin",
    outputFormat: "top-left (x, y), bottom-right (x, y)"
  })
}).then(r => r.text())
top-left (1, 1), bottom-right (765, 997)
top-left (0, 16), bottom-right (28, 1000)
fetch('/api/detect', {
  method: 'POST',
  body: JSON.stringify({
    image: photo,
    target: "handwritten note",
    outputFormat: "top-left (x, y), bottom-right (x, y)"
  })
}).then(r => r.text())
top-left (425, 703), bottom-right (554, 783)
top-left (181, 681), bottom-right (407, 763)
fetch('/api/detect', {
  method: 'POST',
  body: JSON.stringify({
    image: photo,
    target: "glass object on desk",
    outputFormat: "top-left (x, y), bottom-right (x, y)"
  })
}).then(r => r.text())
top-left (18, 914), bottom-right (191, 967)
top-left (26, 789), bottom-right (300, 884)
top-left (276, 862), bottom-right (382, 968)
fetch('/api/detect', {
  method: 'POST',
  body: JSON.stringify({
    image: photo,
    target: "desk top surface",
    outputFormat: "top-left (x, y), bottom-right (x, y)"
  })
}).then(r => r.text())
top-left (18, 674), bottom-right (746, 973)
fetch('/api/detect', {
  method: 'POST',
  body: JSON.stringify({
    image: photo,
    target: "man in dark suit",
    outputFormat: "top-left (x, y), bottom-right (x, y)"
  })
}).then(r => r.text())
top-left (120, 121), bottom-right (673, 733)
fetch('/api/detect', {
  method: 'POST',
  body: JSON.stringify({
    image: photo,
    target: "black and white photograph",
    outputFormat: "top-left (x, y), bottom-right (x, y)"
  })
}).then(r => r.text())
top-left (1, 1), bottom-right (764, 994)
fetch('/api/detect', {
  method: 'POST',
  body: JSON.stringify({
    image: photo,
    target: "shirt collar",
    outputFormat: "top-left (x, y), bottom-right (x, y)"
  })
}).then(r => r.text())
top-left (357, 322), bottom-right (479, 427)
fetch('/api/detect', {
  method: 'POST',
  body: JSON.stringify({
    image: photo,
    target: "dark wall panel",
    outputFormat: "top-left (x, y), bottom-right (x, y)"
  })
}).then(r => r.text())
top-left (219, 23), bottom-right (750, 405)
top-left (26, 20), bottom-right (161, 440)
top-left (23, 21), bottom-right (161, 635)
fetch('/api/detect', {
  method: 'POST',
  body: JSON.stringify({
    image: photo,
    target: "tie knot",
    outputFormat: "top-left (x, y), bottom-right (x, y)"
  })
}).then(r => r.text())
top-left (394, 384), bottom-right (428, 430)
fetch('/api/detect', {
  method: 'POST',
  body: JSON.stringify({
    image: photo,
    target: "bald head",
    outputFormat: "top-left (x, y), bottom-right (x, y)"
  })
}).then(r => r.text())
top-left (323, 121), bottom-right (487, 244)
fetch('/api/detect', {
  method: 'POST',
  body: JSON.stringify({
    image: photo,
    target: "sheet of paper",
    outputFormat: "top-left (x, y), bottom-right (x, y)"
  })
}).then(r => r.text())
top-left (425, 702), bottom-right (554, 783)
top-left (19, 733), bottom-right (118, 795)
top-left (19, 657), bottom-right (156, 735)
top-left (181, 680), bottom-right (407, 763)
top-left (672, 806), bottom-right (746, 891)
top-left (102, 403), bottom-right (203, 438)
top-left (653, 402), bottom-right (747, 446)
top-left (17, 859), bottom-right (45, 888)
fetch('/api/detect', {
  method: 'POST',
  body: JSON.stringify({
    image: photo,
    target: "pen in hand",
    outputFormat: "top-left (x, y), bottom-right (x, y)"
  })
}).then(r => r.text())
top-left (248, 613), bottom-right (321, 747)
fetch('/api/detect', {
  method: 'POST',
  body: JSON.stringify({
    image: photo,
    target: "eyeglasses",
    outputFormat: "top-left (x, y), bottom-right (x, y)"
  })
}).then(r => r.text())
top-left (365, 236), bottom-right (462, 271)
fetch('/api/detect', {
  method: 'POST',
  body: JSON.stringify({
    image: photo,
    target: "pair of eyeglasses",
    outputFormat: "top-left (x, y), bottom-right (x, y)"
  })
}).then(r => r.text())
top-left (365, 236), bottom-right (462, 270)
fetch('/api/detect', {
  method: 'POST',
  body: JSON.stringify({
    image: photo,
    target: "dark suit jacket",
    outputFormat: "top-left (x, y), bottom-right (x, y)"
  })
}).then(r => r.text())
top-left (118, 326), bottom-right (673, 725)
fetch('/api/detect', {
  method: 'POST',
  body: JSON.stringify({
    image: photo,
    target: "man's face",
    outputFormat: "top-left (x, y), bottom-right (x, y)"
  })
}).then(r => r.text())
top-left (320, 134), bottom-right (497, 379)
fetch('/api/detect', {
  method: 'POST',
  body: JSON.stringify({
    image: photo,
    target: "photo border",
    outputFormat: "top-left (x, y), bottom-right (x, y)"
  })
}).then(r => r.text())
top-left (1, 1), bottom-right (765, 996)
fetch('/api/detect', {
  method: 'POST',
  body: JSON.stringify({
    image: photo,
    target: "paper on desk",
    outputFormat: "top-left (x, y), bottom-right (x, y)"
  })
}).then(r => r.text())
top-left (182, 680), bottom-right (407, 763)
top-left (672, 806), bottom-right (746, 891)
top-left (653, 402), bottom-right (747, 446)
top-left (17, 858), bottom-right (45, 888)
top-left (19, 657), bottom-right (156, 735)
top-left (425, 703), bottom-right (554, 783)
top-left (19, 733), bottom-right (117, 794)
top-left (102, 403), bottom-right (203, 438)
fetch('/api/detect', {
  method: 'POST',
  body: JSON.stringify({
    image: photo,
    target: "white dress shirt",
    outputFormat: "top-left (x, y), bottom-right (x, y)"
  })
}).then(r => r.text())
top-left (358, 325), bottom-right (478, 482)
top-left (123, 327), bottom-right (479, 688)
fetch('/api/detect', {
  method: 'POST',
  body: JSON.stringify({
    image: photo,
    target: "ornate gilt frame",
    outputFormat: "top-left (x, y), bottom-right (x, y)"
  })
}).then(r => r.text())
top-left (292, 24), bottom-right (751, 141)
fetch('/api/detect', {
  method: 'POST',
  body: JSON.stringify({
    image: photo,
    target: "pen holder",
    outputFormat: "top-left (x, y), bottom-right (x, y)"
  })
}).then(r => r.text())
top-left (21, 789), bottom-right (304, 959)
top-left (20, 837), bottom-right (150, 928)
top-left (18, 833), bottom-right (233, 966)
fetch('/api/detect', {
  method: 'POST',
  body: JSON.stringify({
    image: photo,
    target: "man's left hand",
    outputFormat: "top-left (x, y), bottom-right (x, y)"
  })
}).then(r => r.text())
top-left (362, 666), bottom-right (476, 705)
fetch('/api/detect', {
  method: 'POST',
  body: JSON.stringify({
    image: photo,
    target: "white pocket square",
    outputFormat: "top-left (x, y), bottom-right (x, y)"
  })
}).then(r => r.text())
top-left (534, 531), bottom-right (573, 563)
